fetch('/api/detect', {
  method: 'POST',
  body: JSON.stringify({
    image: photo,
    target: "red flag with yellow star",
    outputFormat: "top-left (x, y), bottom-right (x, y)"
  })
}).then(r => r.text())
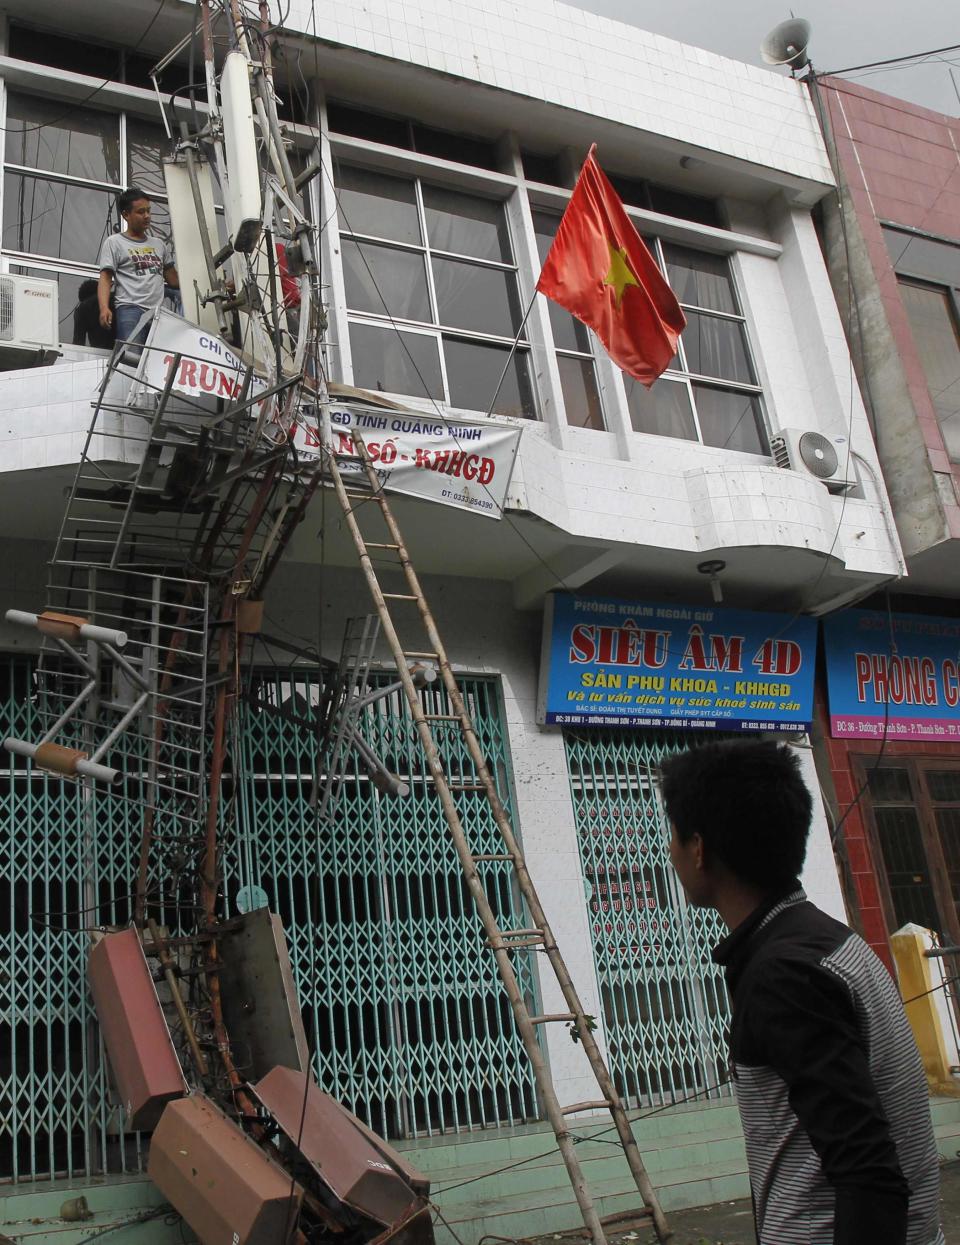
top-left (536, 146), bottom-right (686, 386)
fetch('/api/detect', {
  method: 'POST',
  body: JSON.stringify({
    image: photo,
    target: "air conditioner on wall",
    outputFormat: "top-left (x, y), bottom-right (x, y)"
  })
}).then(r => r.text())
top-left (769, 427), bottom-right (856, 494)
top-left (0, 274), bottom-right (61, 369)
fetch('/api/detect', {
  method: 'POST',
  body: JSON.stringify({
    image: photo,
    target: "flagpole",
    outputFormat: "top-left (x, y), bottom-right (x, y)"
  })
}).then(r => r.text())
top-left (484, 289), bottom-right (539, 419)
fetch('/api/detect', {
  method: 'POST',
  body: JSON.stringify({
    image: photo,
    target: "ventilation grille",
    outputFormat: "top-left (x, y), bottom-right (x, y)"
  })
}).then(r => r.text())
top-left (0, 278), bottom-right (14, 342)
top-left (771, 435), bottom-right (791, 470)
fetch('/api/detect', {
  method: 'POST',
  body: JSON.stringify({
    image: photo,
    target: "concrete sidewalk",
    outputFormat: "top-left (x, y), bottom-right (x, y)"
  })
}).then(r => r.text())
top-left (635, 1159), bottom-right (960, 1244)
top-left (528, 1159), bottom-right (960, 1245)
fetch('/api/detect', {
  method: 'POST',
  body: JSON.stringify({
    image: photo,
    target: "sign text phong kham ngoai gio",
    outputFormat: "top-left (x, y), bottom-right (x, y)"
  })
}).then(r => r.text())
top-left (537, 593), bottom-right (817, 732)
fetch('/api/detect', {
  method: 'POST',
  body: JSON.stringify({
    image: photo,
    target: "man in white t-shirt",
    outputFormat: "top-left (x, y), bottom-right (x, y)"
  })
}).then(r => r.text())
top-left (98, 187), bottom-right (179, 352)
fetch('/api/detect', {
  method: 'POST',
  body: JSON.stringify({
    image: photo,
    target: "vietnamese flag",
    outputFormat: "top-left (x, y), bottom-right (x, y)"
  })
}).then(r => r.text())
top-left (537, 146), bottom-right (686, 386)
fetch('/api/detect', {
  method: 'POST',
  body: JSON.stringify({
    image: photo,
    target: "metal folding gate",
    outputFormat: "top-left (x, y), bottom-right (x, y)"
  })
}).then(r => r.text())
top-left (564, 727), bottom-right (733, 1109)
top-left (232, 666), bottom-right (539, 1141)
top-left (0, 656), bottom-right (538, 1183)
top-left (0, 656), bottom-right (132, 1184)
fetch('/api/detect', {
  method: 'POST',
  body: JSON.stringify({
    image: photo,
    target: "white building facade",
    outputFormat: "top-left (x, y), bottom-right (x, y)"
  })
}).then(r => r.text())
top-left (0, 0), bottom-right (904, 1224)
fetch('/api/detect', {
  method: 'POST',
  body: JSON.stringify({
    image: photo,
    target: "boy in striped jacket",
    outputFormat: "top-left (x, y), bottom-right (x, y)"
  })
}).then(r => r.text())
top-left (660, 739), bottom-right (943, 1245)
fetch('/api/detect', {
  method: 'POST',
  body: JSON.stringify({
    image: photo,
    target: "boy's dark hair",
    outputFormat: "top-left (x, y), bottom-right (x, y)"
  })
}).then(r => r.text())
top-left (118, 187), bottom-right (149, 215)
top-left (78, 278), bottom-right (99, 301)
top-left (659, 739), bottom-right (811, 891)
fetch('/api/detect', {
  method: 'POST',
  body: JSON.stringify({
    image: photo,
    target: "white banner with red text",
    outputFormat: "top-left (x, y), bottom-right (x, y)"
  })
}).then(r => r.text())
top-left (128, 309), bottom-right (275, 420)
top-left (293, 403), bottom-right (522, 520)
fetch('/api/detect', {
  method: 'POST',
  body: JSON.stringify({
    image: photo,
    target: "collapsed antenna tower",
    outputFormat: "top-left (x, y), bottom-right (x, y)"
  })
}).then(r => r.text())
top-left (3, 2), bottom-right (673, 1242)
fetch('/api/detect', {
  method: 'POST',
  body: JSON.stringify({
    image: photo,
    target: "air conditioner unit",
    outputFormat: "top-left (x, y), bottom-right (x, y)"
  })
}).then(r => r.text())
top-left (0, 274), bottom-right (60, 369)
top-left (770, 427), bottom-right (856, 494)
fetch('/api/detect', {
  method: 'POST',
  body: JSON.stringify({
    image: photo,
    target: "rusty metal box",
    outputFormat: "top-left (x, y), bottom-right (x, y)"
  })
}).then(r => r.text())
top-left (217, 908), bottom-right (309, 1081)
top-left (87, 928), bottom-right (187, 1130)
top-left (253, 1066), bottom-right (427, 1226)
top-left (148, 1093), bottom-right (302, 1244)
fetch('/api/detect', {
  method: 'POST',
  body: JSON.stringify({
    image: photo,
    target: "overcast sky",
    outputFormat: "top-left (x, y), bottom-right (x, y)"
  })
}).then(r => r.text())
top-left (573, 0), bottom-right (960, 116)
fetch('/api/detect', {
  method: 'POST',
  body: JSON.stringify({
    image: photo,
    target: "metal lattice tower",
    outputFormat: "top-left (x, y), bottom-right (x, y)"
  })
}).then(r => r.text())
top-left (8, 335), bottom-right (316, 926)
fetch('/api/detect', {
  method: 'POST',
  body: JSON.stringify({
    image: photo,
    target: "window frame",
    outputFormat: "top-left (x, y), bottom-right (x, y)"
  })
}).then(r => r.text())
top-left (896, 274), bottom-right (960, 461)
top-left (642, 234), bottom-right (767, 454)
top-left (1, 92), bottom-right (176, 324)
top-left (321, 100), bottom-right (786, 442)
top-left (334, 161), bottom-right (538, 418)
top-left (852, 754), bottom-right (960, 949)
top-left (0, 85), bottom-right (236, 342)
top-left (882, 224), bottom-right (960, 463)
top-left (530, 197), bottom-right (768, 450)
top-left (530, 206), bottom-right (606, 432)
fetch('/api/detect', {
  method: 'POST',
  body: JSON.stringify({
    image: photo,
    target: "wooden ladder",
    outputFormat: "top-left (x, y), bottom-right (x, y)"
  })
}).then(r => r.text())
top-left (325, 438), bottom-right (671, 1245)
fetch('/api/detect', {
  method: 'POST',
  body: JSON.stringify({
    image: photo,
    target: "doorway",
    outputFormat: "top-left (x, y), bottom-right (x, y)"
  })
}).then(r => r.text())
top-left (854, 758), bottom-right (960, 948)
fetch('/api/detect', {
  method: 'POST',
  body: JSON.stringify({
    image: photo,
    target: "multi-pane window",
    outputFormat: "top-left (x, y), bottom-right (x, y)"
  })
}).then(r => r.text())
top-left (334, 165), bottom-right (536, 418)
top-left (883, 227), bottom-right (960, 463)
top-left (327, 100), bottom-right (500, 171)
top-left (901, 280), bottom-right (960, 460)
top-left (2, 92), bottom-right (172, 340)
top-left (532, 211), bottom-right (604, 430)
top-left (605, 172), bottom-right (722, 230)
top-left (625, 242), bottom-right (767, 455)
top-left (531, 210), bottom-right (766, 451)
top-left (520, 149), bottom-right (722, 229)
top-left (898, 279), bottom-right (960, 461)
top-left (328, 102), bottom-right (766, 440)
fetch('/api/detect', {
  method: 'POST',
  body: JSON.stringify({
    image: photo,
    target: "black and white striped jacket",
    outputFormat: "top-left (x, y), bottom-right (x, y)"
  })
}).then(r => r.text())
top-left (713, 888), bottom-right (943, 1245)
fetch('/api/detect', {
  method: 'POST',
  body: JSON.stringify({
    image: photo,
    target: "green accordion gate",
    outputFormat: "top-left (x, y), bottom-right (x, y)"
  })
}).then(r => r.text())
top-left (0, 656), bottom-right (539, 1183)
top-left (564, 727), bottom-right (733, 1109)
top-left (231, 667), bottom-right (540, 1142)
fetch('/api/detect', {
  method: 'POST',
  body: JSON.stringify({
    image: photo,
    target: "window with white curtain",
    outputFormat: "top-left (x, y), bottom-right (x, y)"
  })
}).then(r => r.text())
top-left (531, 211), bottom-right (605, 431)
top-left (2, 91), bottom-right (173, 340)
top-left (884, 227), bottom-right (960, 462)
top-left (326, 100), bottom-right (777, 446)
top-left (531, 211), bottom-right (767, 452)
top-left (623, 241), bottom-right (767, 455)
top-left (334, 164), bottom-right (537, 419)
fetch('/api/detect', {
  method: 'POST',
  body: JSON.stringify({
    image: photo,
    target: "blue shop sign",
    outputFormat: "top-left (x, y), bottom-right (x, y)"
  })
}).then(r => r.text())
top-left (822, 609), bottom-right (960, 741)
top-left (538, 593), bottom-right (817, 732)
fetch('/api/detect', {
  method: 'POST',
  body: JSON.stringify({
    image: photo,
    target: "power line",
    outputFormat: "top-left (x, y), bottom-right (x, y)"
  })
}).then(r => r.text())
top-left (0, 0), bottom-right (170, 135)
top-left (824, 42), bottom-right (960, 77)
top-left (432, 1072), bottom-right (732, 1197)
top-left (838, 57), bottom-right (960, 87)
top-left (811, 70), bottom-right (958, 379)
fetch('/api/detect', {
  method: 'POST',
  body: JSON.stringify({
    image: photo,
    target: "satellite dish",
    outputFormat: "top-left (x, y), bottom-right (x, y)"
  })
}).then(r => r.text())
top-left (760, 17), bottom-right (812, 70)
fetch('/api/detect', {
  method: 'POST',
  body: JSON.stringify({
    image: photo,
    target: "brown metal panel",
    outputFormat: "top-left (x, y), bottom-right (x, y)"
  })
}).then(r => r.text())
top-left (217, 908), bottom-right (309, 1080)
top-left (252, 1066), bottom-right (428, 1226)
top-left (148, 1093), bottom-right (302, 1245)
top-left (87, 928), bottom-right (187, 1131)
top-left (335, 1101), bottom-right (430, 1198)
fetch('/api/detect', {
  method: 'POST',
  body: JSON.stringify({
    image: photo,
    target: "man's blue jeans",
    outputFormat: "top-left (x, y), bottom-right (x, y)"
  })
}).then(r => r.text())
top-left (114, 305), bottom-right (152, 354)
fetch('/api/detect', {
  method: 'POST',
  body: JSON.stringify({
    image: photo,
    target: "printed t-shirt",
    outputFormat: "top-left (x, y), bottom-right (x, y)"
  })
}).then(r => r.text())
top-left (98, 233), bottom-right (174, 309)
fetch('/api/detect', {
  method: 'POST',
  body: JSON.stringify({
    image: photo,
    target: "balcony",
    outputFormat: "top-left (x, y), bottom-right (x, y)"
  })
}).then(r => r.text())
top-left (0, 347), bottom-right (902, 615)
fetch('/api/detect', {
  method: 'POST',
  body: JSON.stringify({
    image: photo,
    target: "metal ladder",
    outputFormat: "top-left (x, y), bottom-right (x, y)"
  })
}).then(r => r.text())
top-left (325, 438), bottom-right (672, 1245)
